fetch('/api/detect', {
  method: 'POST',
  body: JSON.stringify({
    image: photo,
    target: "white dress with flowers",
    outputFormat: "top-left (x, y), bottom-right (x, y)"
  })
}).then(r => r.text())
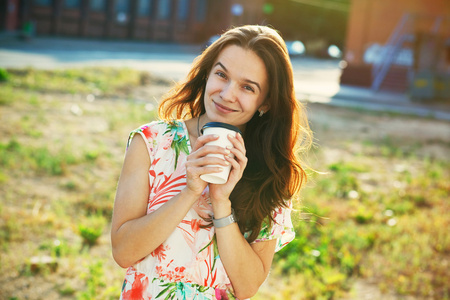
top-left (119, 120), bottom-right (295, 300)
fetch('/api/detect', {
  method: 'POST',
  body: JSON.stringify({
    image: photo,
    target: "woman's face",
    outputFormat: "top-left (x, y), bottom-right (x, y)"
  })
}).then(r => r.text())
top-left (203, 45), bottom-right (269, 131)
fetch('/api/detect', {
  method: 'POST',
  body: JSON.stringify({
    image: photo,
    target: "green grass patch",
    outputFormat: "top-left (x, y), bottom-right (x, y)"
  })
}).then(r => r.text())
top-left (78, 214), bottom-right (107, 248)
top-left (4, 67), bottom-right (155, 96)
top-left (0, 139), bottom-right (79, 176)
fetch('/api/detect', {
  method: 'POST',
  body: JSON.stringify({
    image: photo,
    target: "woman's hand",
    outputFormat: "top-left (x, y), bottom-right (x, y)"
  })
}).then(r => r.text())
top-left (185, 134), bottom-right (232, 196)
top-left (209, 132), bottom-right (247, 204)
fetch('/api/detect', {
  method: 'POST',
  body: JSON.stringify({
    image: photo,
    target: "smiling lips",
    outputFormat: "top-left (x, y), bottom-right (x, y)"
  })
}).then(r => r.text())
top-left (213, 100), bottom-right (238, 113)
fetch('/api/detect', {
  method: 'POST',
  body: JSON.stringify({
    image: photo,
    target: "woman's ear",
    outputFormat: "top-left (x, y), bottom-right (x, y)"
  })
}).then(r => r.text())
top-left (259, 103), bottom-right (270, 114)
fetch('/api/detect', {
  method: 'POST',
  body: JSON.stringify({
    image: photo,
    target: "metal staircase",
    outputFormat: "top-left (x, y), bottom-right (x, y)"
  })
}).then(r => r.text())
top-left (371, 13), bottom-right (445, 92)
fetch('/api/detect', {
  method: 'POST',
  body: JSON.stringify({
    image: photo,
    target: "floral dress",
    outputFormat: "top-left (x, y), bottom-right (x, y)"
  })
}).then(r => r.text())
top-left (119, 120), bottom-right (295, 300)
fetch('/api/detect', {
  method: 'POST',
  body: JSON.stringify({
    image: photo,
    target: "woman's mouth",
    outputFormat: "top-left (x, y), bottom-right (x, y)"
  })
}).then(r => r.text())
top-left (213, 101), bottom-right (238, 113)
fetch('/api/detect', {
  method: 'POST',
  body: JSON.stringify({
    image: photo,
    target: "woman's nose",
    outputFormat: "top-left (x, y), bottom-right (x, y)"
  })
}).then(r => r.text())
top-left (219, 82), bottom-right (237, 102)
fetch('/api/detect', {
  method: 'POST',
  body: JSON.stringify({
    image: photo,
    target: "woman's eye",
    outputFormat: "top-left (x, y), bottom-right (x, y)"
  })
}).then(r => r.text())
top-left (215, 71), bottom-right (227, 79)
top-left (244, 85), bottom-right (255, 92)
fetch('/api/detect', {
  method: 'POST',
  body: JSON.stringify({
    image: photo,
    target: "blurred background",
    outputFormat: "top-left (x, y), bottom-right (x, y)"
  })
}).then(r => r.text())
top-left (0, 0), bottom-right (449, 299)
top-left (1, 0), bottom-right (449, 98)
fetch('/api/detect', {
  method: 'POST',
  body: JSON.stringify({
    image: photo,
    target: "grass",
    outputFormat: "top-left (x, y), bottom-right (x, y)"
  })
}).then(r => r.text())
top-left (4, 67), bottom-right (161, 96)
top-left (0, 67), bottom-right (449, 300)
top-left (263, 136), bottom-right (449, 299)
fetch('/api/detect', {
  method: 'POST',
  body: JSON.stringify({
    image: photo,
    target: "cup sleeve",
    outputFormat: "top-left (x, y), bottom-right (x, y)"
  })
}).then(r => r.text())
top-left (252, 202), bottom-right (296, 252)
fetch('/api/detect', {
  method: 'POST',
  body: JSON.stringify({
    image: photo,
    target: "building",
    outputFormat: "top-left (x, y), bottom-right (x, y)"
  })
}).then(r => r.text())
top-left (341, 0), bottom-right (450, 97)
top-left (1, 0), bottom-right (264, 43)
top-left (0, 0), bottom-right (21, 31)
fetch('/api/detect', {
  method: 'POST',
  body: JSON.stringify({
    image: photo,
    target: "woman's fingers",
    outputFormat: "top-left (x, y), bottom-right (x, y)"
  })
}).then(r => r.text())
top-left (226, 134), bottom-right (247, 165)
top-left (226, 133), bottom-right (245, 154)
top-left (188, 132), bottom-right (247, 194)
top-left (187, 155), bottom-right (230, 169)
top-left (186, 162), bottom-right (225, 178)
top-left (191, 134), bottom-right (219, 151)
top-left (193, 146), bottom-right (231, 161)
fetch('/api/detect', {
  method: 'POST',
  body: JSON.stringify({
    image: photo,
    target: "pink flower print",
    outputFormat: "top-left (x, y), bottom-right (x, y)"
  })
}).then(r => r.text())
top-left (151, 244), bottom-right (169, 261)
top-left (155, 265), bottom-right (163, 276)
top-left (215, 288), bottom-right (229, 300)
top-left (161, 135), bottom-right (173, 150)
top-left (155, 265), bottom-right (187, 282)
top-left (191, 219), bottom-right (201, 233)
top-left (142, 125), bottom-right (158, 140)
top-left (122, 272), bottom-right (149, 300)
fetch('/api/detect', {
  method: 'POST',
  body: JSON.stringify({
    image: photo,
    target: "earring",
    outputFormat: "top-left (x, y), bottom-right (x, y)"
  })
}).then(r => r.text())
top-left (259, 110), bottom-right (264, 117)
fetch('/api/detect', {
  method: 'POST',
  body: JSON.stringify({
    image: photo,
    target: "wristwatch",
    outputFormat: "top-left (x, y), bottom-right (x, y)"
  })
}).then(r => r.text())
top-left (212, 209), bottom-right (237, 228)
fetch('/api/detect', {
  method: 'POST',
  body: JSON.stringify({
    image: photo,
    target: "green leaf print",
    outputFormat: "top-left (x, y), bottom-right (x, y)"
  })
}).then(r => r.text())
top-left (153, 278), bottom-right (215, 299)
top-left (164, 121), bottom-right (190, 170)
top-left (211, 237), bottom-right (220, 271)
top-left (198, 236), bottom-right (220, 276)
top-left (198, 238), bottom-right (214, 254)
top-left (198, 285), bottom-right (209, 293)
top-left (153, 280), bottom-right (177, 299)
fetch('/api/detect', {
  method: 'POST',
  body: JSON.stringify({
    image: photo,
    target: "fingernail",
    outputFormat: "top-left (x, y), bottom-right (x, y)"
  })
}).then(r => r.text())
top-left (226, 146), bottom-right (232, 150)
top-left (228, 134), bottom-right (234, 138)
top-left (225, 149), bottom-right (230, 154)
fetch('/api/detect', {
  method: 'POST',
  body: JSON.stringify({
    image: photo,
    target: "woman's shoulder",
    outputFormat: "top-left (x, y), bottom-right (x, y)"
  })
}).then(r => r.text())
top-left (127, 120), bottom-right (166, 148)
top-left (130, 120), bottom-right (178, 139)
top-left (127, 120), bottom-right (187, 146)
top-left (132, 120), bottom-right (166, 133)
top-left (133, 120), bottom-right (185, 134)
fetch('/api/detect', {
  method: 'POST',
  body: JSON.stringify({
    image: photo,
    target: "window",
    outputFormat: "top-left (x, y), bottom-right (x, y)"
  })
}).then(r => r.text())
top-left (64, 0), bottom-right (80, 8)
top-left (115, 0), bottom-right (129, 22)
top-left (90, 0), bottom-right (106, 12)
top-left (33, 0), bottom-right (51, 6)
top-left (157, 0), bottom-right (170, 20)
top-left (195, 0), bottom-right (206, 22)
top-left (138, 0), bottom-right (152, 17)
top-left (177, 0), bottom-right (189, 21)
top-left (115, 0), bottom-right (129, 14)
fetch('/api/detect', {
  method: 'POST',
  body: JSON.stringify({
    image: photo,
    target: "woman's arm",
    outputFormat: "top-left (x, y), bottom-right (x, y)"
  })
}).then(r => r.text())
top-left (111, 135), bottom-right (201, 268)
top-left (111, 133), bottom-right (231, 268)
top-left (208, 133), bottom-right (277, 299)
top-left (215, 216), bottom-right (277, 299)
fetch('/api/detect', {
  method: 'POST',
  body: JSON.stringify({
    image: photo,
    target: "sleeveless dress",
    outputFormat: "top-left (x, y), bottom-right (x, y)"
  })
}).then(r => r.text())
top-left (119, 120), bottom-right (295, 300)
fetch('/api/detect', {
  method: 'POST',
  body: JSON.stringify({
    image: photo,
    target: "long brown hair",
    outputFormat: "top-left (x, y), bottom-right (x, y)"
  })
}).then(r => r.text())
top-left (159, 25), bottom-right (312, 242)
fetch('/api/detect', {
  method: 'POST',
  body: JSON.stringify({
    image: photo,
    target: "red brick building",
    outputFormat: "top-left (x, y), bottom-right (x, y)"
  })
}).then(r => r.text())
top-left (340, 0), bottom-right (450, 93)
top-left (1, 0), bottom-right (264, 43)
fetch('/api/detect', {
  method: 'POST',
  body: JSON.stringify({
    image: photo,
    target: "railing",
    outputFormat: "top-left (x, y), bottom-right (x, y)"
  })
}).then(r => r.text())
top-left (371, 13), bottom-right (412, 91)
top-left (371, 14), bottom-right (446, 92)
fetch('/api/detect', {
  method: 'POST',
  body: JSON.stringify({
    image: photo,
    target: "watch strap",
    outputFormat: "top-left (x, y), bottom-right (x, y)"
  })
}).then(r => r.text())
top-left (212, 209), bottom-right (237, 228)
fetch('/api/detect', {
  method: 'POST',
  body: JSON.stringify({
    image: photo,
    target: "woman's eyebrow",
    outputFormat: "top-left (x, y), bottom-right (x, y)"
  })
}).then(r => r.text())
top-left (244, 79), bottom-right (261, 93)
top-left (214, 62), bottom-right (228, 72)
top-left (213, 62), bottom-right (261, 93)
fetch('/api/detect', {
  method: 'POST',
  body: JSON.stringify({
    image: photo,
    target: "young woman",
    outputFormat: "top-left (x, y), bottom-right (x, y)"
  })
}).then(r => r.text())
top-left (111, 25), bottom-right (312, 300)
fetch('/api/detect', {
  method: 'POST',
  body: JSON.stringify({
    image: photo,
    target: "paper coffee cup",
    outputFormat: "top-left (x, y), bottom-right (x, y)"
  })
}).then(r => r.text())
top-left (199, 122), bottom-right (242, 184)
